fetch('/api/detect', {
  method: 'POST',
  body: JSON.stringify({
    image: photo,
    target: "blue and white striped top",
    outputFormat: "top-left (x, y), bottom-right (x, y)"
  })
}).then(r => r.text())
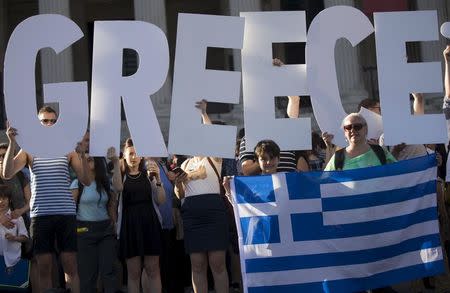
top-left (30, 157), bottom-right (76, 217)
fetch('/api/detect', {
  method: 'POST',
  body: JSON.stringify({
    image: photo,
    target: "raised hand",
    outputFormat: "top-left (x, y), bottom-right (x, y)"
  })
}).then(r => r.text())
top-left (195, 99), bottom-right (208, 114)
top-left (0, 213), bottom-right (14, 229)
top-left (5, 121), bottom-right (18, 143)
top-left (273, 58), bottom-right (284, 66)
top-left (321, 132), bottom-right (334, 148)
top-left (107, 147), bottom-right (119, 163)
top-left (444, 45), bottom-right (450, 62)
top-left (145, 159), bottom-right (161, 182)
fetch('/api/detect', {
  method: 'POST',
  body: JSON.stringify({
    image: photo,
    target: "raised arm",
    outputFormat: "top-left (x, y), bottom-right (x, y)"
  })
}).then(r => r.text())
top-left (322, 132), bottom-right (337, 167)
top-left (273, 58), bottom-right (301, 119)
top-left (195, 99), bottom-right (212, 125)
top-left (68, 141), bottom-right (90, 186)
top-left (146, 158), bottom-right (166, 205)
top-left (287, 95), bottom-right (300, 118)
top-left (3, 125), bottom-right (29, 179)
top-left (412, 93), bottom-right (424, 115)
top-left (107, 147), bottom-right (123, 193)
top-left (238, 138), bottom-right (261, 176)
top-left (445, 46), bottom-right (450, 98)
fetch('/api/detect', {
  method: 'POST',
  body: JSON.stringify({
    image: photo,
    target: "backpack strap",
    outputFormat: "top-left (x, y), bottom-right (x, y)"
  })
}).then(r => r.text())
top-left (334, 145), bottom-right (387, 170)
top-left (334, 148), bottom-right (346, 170)
top-left (369, 144), bottom-right (387, 165)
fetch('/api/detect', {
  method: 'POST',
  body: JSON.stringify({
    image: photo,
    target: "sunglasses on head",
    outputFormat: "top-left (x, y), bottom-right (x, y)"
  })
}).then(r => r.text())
top-left (343, 123), bottom-right (365, 131)
top-left (41, 119), bottom-right (56, 123)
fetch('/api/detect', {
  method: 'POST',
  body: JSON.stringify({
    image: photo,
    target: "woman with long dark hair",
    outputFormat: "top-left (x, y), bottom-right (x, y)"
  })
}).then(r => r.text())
top-left (116, 138), bottom-right (166, 293)
top-left (70, 147), bottom-right (121, 293)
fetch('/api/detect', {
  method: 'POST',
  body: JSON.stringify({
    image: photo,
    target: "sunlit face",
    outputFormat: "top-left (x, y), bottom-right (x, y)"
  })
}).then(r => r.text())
top-left (343, 116), bottom-right (367, 146)
top-left (124, 146), bottom-right (141, 168)
top-left (257, 152), bottom-right (279, 174)
top-left (367, 102), bottom-right (381, 115)
top-left (38, 111), bottom-right (57, 126)
top-left (0, 196), bottom-right (9, 211)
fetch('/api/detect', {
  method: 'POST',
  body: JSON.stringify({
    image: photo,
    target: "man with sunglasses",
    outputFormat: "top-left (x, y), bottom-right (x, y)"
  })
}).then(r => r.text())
top-left (3, 106), bottom-right (90, 293)
top-left (324, 113), bottom-right (396, 171)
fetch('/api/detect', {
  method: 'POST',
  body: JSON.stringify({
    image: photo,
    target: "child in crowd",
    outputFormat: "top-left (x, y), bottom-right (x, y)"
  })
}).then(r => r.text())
top-left (0, 185), bottom-right (28, 268)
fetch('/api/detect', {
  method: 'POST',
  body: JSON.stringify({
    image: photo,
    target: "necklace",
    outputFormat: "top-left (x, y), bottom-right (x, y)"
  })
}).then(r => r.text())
top-left (127, 172), bottom-right (141, 179)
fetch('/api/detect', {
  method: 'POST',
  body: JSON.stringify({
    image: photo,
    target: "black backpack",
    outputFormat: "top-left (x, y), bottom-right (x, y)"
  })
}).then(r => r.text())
top-left (334, 144), bottom-right (387, 170)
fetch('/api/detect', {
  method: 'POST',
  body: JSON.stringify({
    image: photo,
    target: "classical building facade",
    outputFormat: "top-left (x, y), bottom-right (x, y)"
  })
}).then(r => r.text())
top-left (0, 0), bottom-right (448, 142)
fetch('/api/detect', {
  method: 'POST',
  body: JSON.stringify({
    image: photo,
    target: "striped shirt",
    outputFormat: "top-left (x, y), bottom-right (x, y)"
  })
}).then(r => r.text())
top-left (30, 157), bottom-right (75, 217)
top-left (238, 137), bottom-right (297, 173)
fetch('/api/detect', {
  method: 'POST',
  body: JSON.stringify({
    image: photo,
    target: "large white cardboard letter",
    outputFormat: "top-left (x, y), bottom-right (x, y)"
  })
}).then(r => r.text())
top-left (307, 6), bottom-right (374, 147)
top-left (374, 11), bottom-right (446, 145)
top-left (241, 11), bottom-right (309, 151)
top-left (168, 14), bottom-right (244, 158)
top-left (3, 14), bottom-right (88, 157)
top-left (90, 21), bottom-right (168, 157)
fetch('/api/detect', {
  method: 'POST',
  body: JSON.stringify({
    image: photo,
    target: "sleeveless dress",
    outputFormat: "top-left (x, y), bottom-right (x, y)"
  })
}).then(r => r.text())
top-left (119, 172), bottom-right (161, 258)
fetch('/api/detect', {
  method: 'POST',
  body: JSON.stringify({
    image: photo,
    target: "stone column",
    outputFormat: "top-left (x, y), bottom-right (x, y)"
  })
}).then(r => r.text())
top-left (134, 0), bottom-right (171, 141)
top-left (38, 0), bottom-right (74, 84)
top-left (324, 0), bottom-right (368, 112)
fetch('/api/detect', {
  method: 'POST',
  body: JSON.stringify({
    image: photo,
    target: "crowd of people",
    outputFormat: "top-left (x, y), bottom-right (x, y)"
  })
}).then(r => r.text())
top-left (1, 46), bottom-right (450, 293)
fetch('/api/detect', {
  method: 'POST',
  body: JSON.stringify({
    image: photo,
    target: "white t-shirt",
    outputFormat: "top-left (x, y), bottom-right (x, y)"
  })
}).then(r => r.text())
top-left (0, 211), bottom-right (28, 267)
top-left (182, 157), bottom-right (221, 198)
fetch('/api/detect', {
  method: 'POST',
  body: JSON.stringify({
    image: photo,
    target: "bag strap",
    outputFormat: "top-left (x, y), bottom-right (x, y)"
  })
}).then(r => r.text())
top-left (369, 144), bottom-right (387, 165)
top-left (207, 157), bottom-right (221, 183)
top-left (334, 148), bottom-right (346, 170)
top-left (207, 157), bottom-right (226, 196)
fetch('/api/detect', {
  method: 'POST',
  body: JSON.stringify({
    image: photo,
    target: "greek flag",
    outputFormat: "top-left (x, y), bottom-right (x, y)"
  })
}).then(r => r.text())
top-left (230, 155), bottom-right (444, 293)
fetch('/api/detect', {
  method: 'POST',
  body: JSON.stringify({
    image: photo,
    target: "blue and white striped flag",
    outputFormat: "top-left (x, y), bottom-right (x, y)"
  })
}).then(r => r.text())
top-left (230, 155), bottom-right (444, 293)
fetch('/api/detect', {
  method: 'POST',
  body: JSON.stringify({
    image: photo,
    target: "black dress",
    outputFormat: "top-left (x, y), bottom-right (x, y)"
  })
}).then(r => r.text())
top-left (120, 172), bottom-right (161, 258)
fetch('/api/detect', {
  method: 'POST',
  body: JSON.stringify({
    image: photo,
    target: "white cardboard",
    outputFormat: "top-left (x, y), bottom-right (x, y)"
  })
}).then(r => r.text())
top-left (168, 14), bottom-right (244, 158)
top-left (374, 11), bottom-right (447, 145)
top-left (358, 107), bottom-right (383, 140)
top-left (307, 6), bottom-right (374, 147)
top-left (89, 21), bottom-right (168, 157)
top-left (3, 14), bottom-right (88, 157)
top-left (241, 11), bottom-right (310, 151)
top-left (441, 22), bottom-right (450, 38)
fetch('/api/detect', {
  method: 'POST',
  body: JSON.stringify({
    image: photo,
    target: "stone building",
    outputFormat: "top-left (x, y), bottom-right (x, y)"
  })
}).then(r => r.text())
top-left (0, 0), bottom-right (448, 143)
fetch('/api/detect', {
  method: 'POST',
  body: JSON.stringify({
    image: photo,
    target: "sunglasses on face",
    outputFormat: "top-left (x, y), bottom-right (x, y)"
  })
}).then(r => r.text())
top-left (343, 123), bottom-right (365, 131)
top-left (41, 119), bottom-right (56, 124)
